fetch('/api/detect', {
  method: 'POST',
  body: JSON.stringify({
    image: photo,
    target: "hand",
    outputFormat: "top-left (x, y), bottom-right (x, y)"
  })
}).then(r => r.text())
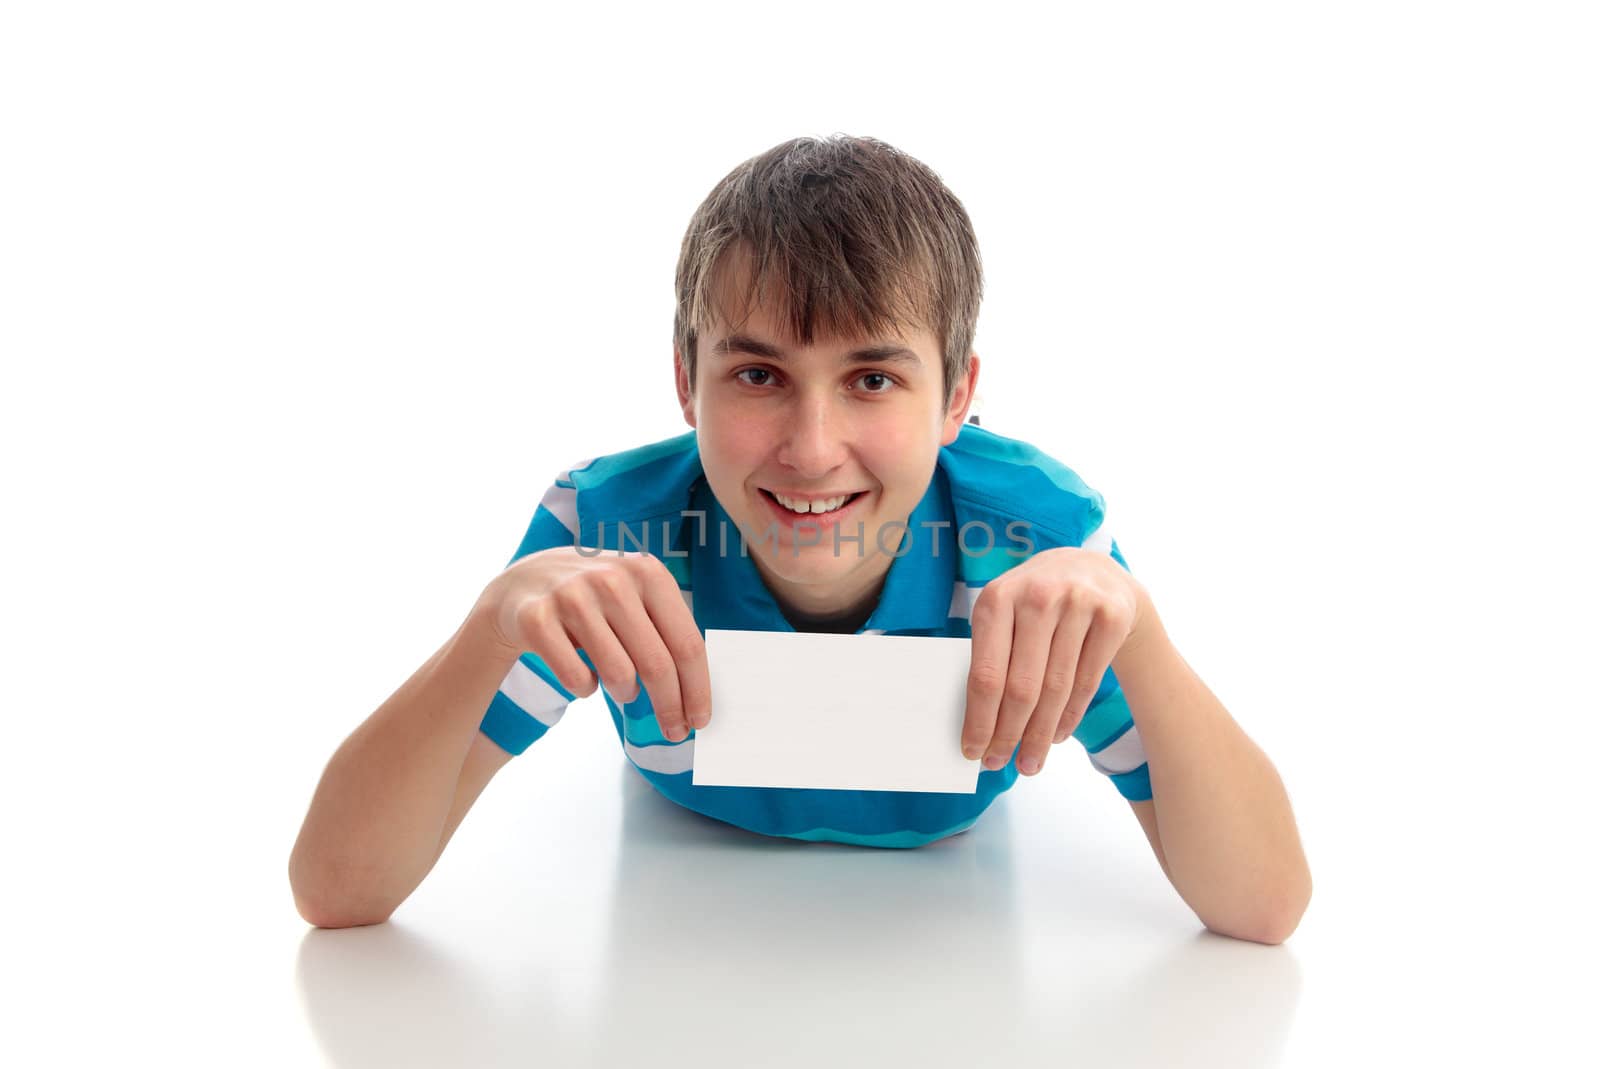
top-left (478, 546), bottom-right (711, 742)
top-left (961, 547), bottom-right (1147, 776)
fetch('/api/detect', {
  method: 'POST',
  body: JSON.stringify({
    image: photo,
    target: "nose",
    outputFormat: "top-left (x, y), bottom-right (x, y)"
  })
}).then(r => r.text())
top-left (774, 390), bottom-right (849, 479)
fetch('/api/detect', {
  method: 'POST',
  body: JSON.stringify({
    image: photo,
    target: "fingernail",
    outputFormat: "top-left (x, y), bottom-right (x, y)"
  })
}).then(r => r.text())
top-left (1018, 756), bottom-right (1039, 775)
top-left (962, 745), bottom-right (981, 761)
top-left (983, 754), bottom-right (1005, 771)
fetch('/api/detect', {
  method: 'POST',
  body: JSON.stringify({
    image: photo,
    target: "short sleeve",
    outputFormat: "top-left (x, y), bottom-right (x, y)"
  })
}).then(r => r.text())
top-left (478, 462), bottom-right (590, 757)
top-left (1069, 510), bottom-right (1152, 801)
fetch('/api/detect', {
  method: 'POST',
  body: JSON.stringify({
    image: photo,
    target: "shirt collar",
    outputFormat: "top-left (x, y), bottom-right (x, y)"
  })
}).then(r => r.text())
top-left (688, 466), bottom-right (956, 635)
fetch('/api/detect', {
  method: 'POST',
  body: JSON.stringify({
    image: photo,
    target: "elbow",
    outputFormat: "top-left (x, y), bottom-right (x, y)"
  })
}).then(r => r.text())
top-left (1251, 874), bottom-right (1312, 945)
top-left (1203, 906), bottom-right (1300, 946)
top-left (294, 889), bottom-right (395, 930)
top-left (1212, 909), bottom-right (1301, 946)
top-left (1255, 904), bottom-right (1307, 946)
top-left (1205, 871), bottom-right (1313, 946)
top-left (289, 852), bottom-right (397, 930)
top-left (1271, 862), bottom-right (1315, 943)
top-left (305, 912), bottom-right (394, 930)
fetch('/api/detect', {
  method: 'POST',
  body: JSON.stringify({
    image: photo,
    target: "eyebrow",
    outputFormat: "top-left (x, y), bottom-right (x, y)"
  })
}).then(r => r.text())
top-left (709, 333), bottom-right (924, 367)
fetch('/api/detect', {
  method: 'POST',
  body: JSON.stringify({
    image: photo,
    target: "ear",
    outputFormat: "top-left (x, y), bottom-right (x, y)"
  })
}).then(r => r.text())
top-left (674, 348), bottom-right (697, 428)
top-left (940, 352), bottom-right (981, 446)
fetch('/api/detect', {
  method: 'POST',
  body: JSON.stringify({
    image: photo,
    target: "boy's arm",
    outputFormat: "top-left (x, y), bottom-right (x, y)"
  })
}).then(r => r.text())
top-left (435, 729), bottom-right (515, 859)
top-left (1110, 604), bottom-right (1313, 945)
top-left (288, 600), bottom-right (523, 929)
top-left (1128, 799), bottom-right (1171, 883)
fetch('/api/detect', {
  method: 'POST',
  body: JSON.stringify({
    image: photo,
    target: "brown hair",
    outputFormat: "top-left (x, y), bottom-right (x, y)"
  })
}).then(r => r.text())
top-left (673, 134), bottom-right (983, 409)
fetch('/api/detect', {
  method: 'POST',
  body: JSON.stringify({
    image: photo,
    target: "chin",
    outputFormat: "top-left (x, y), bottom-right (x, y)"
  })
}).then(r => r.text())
top-left (755, 543), bottom-right (863, 586)
top-left (753, 544), bottom-right (835, 578)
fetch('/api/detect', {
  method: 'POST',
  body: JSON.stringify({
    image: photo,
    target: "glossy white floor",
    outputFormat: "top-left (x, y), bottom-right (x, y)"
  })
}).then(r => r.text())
top-left (12, 616), bottom-right (1595, 1067)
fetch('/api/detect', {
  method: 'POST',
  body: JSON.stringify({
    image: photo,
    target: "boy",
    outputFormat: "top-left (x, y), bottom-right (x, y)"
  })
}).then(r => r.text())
top-left (289, 135), bottom-right (1311, 943)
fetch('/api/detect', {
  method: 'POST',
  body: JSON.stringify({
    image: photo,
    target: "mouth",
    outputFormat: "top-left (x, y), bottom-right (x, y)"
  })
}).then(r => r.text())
top-left (757, 487), bottom-right (870, 532)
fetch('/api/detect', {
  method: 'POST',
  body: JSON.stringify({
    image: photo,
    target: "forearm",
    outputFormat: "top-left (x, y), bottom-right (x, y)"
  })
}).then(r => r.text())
top-left (1111, 605), bottom-right (1312, 943)
top-left (288, 602), bottom-right (521, 926)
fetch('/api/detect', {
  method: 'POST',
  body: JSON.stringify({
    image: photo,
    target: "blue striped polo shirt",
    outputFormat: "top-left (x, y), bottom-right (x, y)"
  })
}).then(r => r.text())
top-left (479, 422), bottom-right (1152, 849)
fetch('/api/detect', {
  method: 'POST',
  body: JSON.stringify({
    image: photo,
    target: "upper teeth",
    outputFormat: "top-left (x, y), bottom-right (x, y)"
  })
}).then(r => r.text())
top-left (773, 491), bottom-right (853, 514)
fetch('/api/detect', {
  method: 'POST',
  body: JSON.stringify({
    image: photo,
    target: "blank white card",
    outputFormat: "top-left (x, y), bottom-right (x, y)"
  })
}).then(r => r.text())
top-left (693, 628), bottom-right (980, 793)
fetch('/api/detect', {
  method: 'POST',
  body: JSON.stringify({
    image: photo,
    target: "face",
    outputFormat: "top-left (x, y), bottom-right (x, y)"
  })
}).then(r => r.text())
top-left (675, 273), bottom-right (979, 624)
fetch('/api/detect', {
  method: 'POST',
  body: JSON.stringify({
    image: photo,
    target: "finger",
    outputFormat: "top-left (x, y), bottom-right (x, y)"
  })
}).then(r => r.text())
top-left (591, 568), bottom-right (689, 741)
top-left (514, 598), bottom-right (599, 697)
top-left (1021, 599), bottom-right (1094, 774)
top-left (962, 585), bottom-right (1014, 761)
top-left (631, 558), bottom-right (712, 731)
top-left (555, 582), bottom-right (640, 705)
top-left (983, 585), bottom-right (1059, 771)
top-left (1053, 605), bottom-right (1128, 744)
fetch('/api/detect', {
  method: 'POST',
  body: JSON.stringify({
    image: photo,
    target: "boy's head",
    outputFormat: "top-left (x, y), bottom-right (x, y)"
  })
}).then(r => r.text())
top-left (671, 135), bottom-right (984, 625)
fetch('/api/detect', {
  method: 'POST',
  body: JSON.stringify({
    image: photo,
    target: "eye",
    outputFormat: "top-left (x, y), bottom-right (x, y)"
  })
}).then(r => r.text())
top-left (854, 372), bottom-right (897, 394)
top-left (733, 367), bottom-right (897, 394)
top-left (734, 367), bottom-right (778, 388)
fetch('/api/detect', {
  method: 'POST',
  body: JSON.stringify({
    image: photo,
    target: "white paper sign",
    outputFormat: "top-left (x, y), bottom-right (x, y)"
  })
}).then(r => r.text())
top-left (692, 628), bottom-right (980, 793)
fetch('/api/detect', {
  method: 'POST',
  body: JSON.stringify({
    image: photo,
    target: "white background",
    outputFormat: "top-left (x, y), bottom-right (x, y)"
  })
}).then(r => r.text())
top-left (3, 1), bottom-right (1595, 1065)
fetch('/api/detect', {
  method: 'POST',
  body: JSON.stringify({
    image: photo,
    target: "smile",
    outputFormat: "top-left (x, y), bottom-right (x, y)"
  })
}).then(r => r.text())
top-left (758, 488), bottom-right (869, 531)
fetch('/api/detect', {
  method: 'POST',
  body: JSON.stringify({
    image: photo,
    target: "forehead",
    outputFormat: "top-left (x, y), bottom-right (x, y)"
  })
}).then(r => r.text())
top-left (703, 243), bottom-right (936, 354)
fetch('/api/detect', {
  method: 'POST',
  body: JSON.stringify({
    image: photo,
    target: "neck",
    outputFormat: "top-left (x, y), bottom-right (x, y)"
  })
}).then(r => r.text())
top-left (781, 597), bottom-right (878, 634)
top-left (755, 557), bottom-right (890, 634)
